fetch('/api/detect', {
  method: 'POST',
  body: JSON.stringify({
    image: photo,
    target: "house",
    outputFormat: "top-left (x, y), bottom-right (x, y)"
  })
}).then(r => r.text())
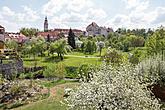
top-left (5, 32), bottom-right (29, 44)
top-left (37, 30), bottom-right (59, 41)
top-left (38, 17), bottom-right (84, 41)
top-left (0, 25), bottom-right (5, 49)
top-left (86, 22), bottom-right (113, 37)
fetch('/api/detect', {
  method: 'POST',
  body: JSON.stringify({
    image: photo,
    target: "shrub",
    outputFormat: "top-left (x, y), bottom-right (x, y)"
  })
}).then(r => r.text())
top-left (65, 66), bottom-right (78, 78)
top-left (19, 73), bottom-right (33, 79)
top-left (9, 84), bottom-right (23, 94)
top-left (33, 70), bottom-right (44, 79)
top-left (43, 63), bottom-right (65, 79)
top-left (137, 55), bottom-right (165, 85)
top-left (67, 64), bottom-right (161, 110)
top-left (78, 64), bottom-right (93, 82)
top-left (102, 48), bottom-right (124, 64)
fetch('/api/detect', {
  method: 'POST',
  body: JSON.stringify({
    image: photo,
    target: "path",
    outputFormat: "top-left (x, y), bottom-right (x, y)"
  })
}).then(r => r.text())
top-left (14, 82), bottom-right (79, 110)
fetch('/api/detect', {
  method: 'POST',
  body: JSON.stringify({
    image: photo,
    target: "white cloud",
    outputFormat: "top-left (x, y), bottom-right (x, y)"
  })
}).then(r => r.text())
top-left (42, 0), bottom-right (107, 29)
top-left (42, 0), bottom-right (94, 16)
top-left (1, 6), bottom-right (40, 23)
top-left (2, 6), bottom-right (15, 16)
top-left (122, 0), bottom-right (149, 10)
top-left (106, 0), bottom-right (165, 29)
top-left (42, 0), bottom-right (67, 16)
top-left (67, 0), bottom-right (93, 12)
top-left (21, 6), bottom-right (40, 22)
top-left (86, 8), bottom-right (107, 21)
top-left (0, 6), bottom-right (40, 32)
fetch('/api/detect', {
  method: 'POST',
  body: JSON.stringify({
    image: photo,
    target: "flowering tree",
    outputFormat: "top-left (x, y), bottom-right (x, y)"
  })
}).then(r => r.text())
top-left (97, 41), bottom-right (105, 56)
top-left (66, 64), bottom-right (161, 110)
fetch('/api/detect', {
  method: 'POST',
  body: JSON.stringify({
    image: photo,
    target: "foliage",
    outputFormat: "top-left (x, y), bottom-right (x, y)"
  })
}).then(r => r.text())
top-left (67, 64), bottom-right (161, 110)
top-left (78, 64), bottom-right (94, 82)
top-left (103, 48), bottom-right (124, 64)
top-left (145, 28), bottom-right (165, 55)
top-left (84, 40), bottom-right (96, 54)
top-left (22, 37), bottom-right (46, 66)
top-left (137, 55), bottom-right (165, 85)
top-left (68, 28), bottom-right (76, 49)
top-left (97, 41), bottom-right (105, 56)
top-left (49, 39), bottom-right (71, 60)
top-left (5, 40), bottom-right (18, 52)
top-left (129, 48), bottom-right (145, 64)
top-left (20, 28), bottom-right (39, 38)
top-left (43, 63), bottom-right (65, 79)
top-left (65, 66), bottom-right (78, 78)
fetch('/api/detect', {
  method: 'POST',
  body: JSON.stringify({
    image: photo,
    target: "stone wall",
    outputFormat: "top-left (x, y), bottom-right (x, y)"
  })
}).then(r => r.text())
top-left (0, 60), bottom-right (24, 79)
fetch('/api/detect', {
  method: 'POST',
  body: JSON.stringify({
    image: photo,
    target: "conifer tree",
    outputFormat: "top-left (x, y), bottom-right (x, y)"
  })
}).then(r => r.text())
top-left (68, 28), bottom-right (76, 49)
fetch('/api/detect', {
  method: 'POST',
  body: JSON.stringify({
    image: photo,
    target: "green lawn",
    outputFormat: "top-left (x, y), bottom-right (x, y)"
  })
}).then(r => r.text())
top-left (69, 48), bottom-right (107, 57)
top-left (23, 54), bottom-right (101, 68)
top-left (14, 83), bottom-right (78, 110)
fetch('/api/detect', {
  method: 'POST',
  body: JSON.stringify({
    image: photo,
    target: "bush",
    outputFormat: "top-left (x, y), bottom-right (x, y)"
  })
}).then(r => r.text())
top-left (43, 63), bottom-right (65, 79)
top-left (67, 64), bottom-right (161, 110)
top-left (19, 73), bottom-right (33, 79)
top-left (33, 70), bottom-right (44, 79)
top-left (137, 55), bottom-right (165, 85)
top-left (9, 84), bottom-right (23, 95)
top-left (102, 48), bottom-right (124, 64)
top-left (65, 66), bottom-right (78, 78)
top-left (78, 64), bottom-right (93, 82)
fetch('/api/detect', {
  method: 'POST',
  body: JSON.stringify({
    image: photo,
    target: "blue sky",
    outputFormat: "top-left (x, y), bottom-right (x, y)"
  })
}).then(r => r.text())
top-left (0, 0), bottom-right (165, 32)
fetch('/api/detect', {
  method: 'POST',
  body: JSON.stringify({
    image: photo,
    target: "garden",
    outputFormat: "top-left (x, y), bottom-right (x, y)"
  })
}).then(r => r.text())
top-left (1, 27), bottom-right (165, 110)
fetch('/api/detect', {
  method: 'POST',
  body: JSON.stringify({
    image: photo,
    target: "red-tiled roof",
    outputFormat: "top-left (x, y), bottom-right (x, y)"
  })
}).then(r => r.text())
top-left (54, 28), bottom-right (83, 32)
top-left (38, 31), bottom-right (58, 36)
top-left (5, 32), bottom-right (28, 43)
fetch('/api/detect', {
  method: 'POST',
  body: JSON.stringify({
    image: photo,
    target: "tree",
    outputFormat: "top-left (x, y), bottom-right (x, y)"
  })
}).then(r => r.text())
top-left (67, 64), bottom-right (161, 110)
top-left (97, 41), bottom-right (105, 56)
top-left (35, 37), bottom-right (47, 56)
top-left (103, 48), bottom-right (124, 64)
top-left (145, 28), bottom-right (165, 55)
top-left (20, 28), bottom-right (39, 38)
top-left (68, 28), bottom-right (76, 49)
top-left (22, 37), bottom-right (41, 67)
top-left (85, 40), bottom-right (93, 54)
top-left (5, 40), bottom-right (18, 52)
top-left (49, 39), bottom-right (71, 60)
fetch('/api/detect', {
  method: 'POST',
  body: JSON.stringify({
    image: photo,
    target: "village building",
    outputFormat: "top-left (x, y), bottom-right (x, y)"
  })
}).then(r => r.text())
top-left (86, 22), bottom-right (113, 37)
top-left (5, 32), bottom-right (28, 44)
top-left (37, 17), bottom-right (84, 41)
top-left (0, 25), bottom-right (5, 50)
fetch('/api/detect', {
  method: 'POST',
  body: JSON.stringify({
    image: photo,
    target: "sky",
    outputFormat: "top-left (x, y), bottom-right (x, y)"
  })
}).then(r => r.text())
top-left (0, 0), bottom-right (165, 32)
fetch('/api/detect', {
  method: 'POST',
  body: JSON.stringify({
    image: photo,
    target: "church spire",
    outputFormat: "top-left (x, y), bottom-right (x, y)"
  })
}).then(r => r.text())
top-left (44, 16), bottom-right (48, 32)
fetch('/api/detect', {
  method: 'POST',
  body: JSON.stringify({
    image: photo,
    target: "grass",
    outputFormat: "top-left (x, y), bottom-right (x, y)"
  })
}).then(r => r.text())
top-left (23, 54), bottom-right (101, 68)
top-left (14, 83), bottom-right (78, 110)
top-left (39, 79), bottom-right (78, 88)
top-left (69, 48), bottom-right (107, 57)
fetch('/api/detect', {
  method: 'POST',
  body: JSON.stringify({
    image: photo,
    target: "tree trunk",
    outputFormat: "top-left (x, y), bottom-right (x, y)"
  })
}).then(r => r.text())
top-left (60, 54), bottom-right (63, 60)
top-left (100, 48), bottom-right (102, 56)
top-left (34, 54), bottom-right (37, 68)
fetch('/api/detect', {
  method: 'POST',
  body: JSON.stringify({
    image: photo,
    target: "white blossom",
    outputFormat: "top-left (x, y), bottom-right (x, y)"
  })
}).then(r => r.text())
top-left (66, 63), bottom-right (161, 110)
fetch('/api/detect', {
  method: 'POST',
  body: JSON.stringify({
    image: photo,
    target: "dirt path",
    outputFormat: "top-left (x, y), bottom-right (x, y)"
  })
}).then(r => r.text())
top-left (14, 82), bottom-right (78, 110)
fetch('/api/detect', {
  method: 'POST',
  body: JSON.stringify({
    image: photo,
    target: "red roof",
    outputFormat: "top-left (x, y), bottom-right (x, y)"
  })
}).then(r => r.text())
top-left (54, 28), bottom-right (82, 33)
top-left (37, 31), bottom-right (59, 39)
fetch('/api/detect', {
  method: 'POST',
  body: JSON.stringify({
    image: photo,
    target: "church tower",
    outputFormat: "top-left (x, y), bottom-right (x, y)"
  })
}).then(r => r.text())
top-left (44, 16), bottom-right (48, 32)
